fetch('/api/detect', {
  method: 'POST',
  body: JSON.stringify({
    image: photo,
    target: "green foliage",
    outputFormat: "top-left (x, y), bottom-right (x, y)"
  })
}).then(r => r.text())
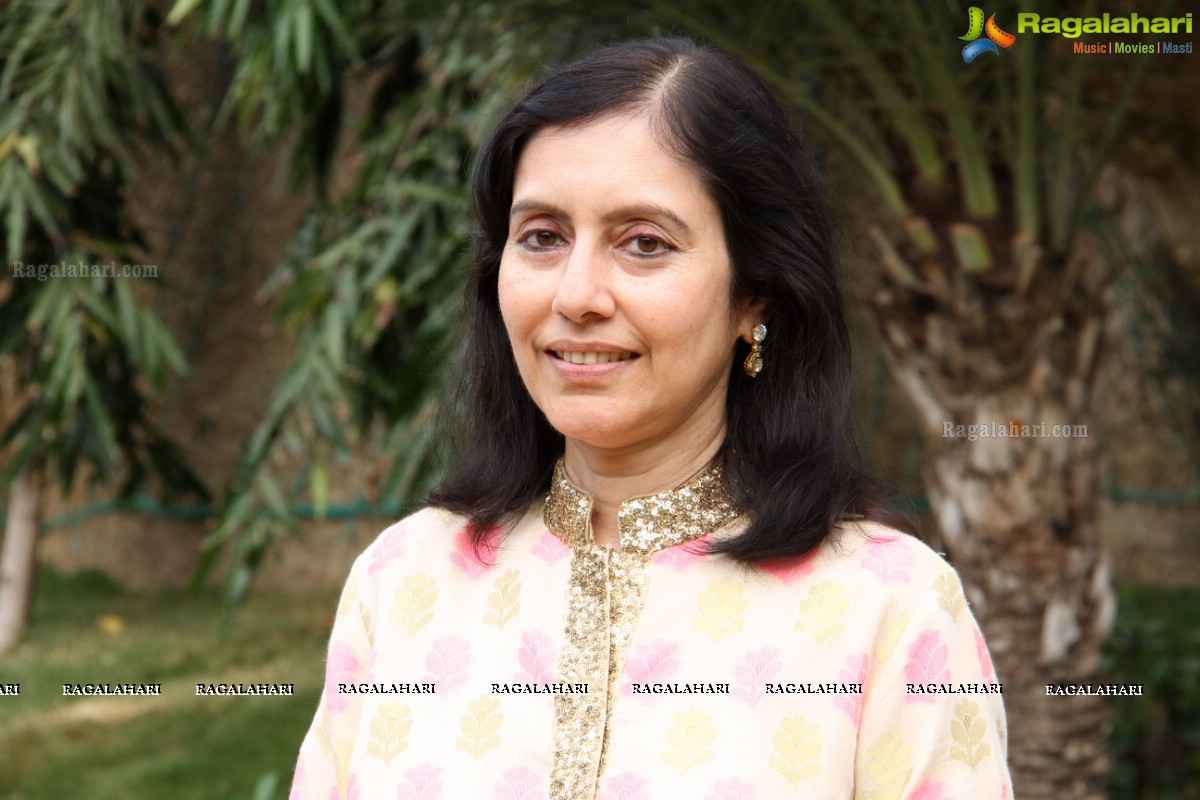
top-left (0, 0), bottom-right (188, 261)
top-left (0, 0), bottom-right (205, 501)
top-left (650, 0), bottom-right (1164, 271)
top-left (168, 0), bottom-right (362, 186)
top-left (1105, 585), bottom-right (1200, 799)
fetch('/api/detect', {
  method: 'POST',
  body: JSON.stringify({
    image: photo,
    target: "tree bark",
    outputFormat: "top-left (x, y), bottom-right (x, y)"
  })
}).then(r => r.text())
top-left (873, 224), bottom-right (1114, 799)
top-left (0, 470), bottom-right (42, 654)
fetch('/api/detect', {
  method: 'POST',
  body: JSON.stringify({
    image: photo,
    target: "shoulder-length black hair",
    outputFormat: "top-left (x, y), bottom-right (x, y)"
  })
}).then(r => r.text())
top-left (428, 36), bottom-right (915, 560)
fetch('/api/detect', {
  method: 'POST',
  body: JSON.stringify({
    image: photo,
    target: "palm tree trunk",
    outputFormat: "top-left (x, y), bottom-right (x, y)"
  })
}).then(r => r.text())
top-left (874, 241), bottom-right (1114, 798)
top-left (0, 470), bottom-right (42, 653)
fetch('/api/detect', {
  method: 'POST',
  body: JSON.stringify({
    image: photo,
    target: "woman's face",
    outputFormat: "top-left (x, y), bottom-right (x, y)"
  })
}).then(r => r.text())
top-left (498, 112), bottom-right (757, 455)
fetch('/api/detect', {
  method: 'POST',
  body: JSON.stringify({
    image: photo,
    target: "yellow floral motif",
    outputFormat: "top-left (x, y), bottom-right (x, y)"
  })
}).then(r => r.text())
top-left (866, 731), bottom-right (912, 800)
top-left (313, 717), bottom-right (332, 757)
top-left (336, 575), bottom-right (360, 619)
top-left (873, 611), bottom-right (911, 665)
top-left (391, 574), bottom-right (437, 634)
top-left (333, 740), bottom-right (353, 797)
top-left (951, 700), bottom-right (992, 769)
top-left (997, 717), bottom-right (1007, 749)
top-left (769, 714), bottom-right (822, 783)
top-left (456, 696), bottom-right (503, 757)
top-left (794, 580), bottom-right (849, 643)
top-left (935, 573), bottom-right (966, 620)
top-left (362, 609), bottom-right (375, 646)
top-left (483, 569), bottom-right (521, 628)
top-left (366, 703), bottom-right (412, 763)
top-left (662, 708), bottom-right (716, 771)
top-left (693, 577), bottom-right (749, 640)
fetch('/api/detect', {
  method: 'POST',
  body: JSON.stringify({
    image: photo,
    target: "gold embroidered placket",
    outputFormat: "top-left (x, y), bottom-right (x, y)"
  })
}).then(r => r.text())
top-left (543, 459), bottom-right (741, 799)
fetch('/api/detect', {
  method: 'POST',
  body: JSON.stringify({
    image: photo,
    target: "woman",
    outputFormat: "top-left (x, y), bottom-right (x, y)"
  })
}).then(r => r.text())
top-left (291, 38), bottom-right (1012, 799)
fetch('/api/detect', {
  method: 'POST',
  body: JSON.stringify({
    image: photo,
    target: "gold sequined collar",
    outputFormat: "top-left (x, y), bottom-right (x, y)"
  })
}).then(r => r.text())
top-left (543, 457), bottom-right (742, 555)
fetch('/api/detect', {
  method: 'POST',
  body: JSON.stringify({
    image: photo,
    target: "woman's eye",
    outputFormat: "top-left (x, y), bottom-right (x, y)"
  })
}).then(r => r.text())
top-left (628, 236), bottom-right (669, 256)
top-left (519, 229), bottom-right (562, 249)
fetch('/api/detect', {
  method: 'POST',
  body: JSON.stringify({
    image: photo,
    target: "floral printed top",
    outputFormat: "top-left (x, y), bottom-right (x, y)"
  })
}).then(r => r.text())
top-left (290, 460), bottom-right (1013, 799)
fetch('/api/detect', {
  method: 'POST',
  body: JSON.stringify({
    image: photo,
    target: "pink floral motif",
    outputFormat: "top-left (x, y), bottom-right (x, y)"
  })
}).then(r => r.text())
top-left (651, 535), bottom-right (711, 570)
top-left (514, 629), bottom-right (556, 684)
top-left (368, 524), bottom-right (408, 575)
top-left (904, 630), bottom-right (950, 703)
top-left (326, 641), bottom-right (360, 712)
top-left (860, 536), bottom-right (914, 584)
top-left (449, 525), bottom-right (498, 578)
top-left (732, 646), bottom-right (782, 705)
top-left (423, 636), bottom-right (471, 691)
top-left (703, 778), bottom-right (755, 799)
top-left (494, 767), bottom-right (545, 800)
top-left (396, 764), bottom-right (443, 800)
top-left (620, 639), bottom-right (680, 696)
top-left (345, 774), bottom-right (360, 800)
top-left (597, 773), bottom-right (649, 800)
top-left (531, 529), bottom-right (570, 565)
top-left (974, 625), bottom-right (995, 681)
top-left (758, 552), bottom-right (816, 584)
top-left (911, 780), bottom-right (950, 800)
top-left (833, 652), bottom-right (868, 723)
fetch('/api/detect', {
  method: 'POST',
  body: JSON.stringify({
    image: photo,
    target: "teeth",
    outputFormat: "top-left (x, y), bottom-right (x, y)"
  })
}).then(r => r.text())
top-left (555, 351), bottom-right (634, 365)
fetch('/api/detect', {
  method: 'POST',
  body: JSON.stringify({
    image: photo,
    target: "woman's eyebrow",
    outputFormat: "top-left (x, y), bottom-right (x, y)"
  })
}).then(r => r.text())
top-left (509, 199), bottom-right (692, 236)
top-left (602, 204), bottom-right (692, 236)
top-left (509, 199), bottom-right (567, 222)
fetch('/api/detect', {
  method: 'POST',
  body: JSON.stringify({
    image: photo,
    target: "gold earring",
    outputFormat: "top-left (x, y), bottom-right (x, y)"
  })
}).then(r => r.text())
top-left (743, 324), bottom-right (767, 378)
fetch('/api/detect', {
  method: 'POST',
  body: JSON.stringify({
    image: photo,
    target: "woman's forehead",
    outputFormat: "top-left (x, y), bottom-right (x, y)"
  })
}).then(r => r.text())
top-left (511, 113), bottom-right (717, 220)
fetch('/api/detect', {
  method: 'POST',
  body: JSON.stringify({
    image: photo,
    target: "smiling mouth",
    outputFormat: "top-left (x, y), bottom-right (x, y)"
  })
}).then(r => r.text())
top-left (552, 351), bottom-right (637, 365)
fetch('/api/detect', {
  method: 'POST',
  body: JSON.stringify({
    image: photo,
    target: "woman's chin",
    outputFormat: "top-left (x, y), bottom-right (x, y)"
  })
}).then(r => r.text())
top-left (547, 417), bottom-right (639, 451)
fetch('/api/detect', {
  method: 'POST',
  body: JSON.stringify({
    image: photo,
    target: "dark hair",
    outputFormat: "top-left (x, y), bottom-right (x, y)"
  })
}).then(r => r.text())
top-left (428, 36), bottom-right (915, 560)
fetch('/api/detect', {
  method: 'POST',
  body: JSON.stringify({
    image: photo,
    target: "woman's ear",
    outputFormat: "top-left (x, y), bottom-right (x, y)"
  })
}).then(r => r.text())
top-left (736, 297), bottom-right (768, 343)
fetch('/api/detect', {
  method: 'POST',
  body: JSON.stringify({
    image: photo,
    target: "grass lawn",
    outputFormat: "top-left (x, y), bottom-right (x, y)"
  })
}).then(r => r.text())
top-left (0, 568), bottom-right (337, 800)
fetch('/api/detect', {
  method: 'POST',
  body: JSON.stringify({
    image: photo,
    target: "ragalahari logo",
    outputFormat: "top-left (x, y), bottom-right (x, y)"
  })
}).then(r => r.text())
top-left (960, 7), bottom-right (1017, 62)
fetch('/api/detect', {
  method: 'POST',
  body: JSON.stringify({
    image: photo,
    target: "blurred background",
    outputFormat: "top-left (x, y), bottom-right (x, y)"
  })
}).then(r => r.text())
top-left (0, 0), bottom-right (1196, 798)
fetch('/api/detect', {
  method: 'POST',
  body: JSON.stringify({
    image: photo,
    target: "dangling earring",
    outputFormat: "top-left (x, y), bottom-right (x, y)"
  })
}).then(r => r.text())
top-left (743, 324), bottom-right (767, 378)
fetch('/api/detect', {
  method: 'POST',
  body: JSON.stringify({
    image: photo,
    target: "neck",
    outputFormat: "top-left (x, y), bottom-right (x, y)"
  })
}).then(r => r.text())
top-left (562, 421), bottom-right (726, 548)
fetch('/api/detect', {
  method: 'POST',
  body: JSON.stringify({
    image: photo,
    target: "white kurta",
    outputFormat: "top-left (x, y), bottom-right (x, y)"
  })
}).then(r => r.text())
top-left (290, 461), bottom-right (1012, 799)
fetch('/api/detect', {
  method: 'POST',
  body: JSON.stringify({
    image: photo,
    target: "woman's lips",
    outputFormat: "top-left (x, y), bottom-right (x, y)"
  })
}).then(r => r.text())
top-left (546, 349), bottom-right (640, 377)
top-left (553, 351), bottom-right (637, 365)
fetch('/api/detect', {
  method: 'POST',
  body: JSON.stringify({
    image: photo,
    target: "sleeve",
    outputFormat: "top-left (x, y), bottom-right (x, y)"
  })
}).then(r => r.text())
top-left (289, 550), bottom-right (374, 800)
top-left (855, 556), bottom-right (1013, 800)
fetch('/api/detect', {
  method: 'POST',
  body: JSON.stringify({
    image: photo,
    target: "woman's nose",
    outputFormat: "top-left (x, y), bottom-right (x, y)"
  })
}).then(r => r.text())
top-left (550, 242), bottom-right (616, 322)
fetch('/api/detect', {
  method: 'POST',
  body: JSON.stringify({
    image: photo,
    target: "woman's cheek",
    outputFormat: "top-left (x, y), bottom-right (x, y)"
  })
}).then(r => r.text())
top-left (496, 258), bottom-right (525, 327)
top-left (497, 265), bottom-right (542, 361)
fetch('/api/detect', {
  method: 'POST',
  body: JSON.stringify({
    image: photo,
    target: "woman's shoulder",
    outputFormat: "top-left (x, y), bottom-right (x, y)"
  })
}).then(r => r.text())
top-left (749, 520), bottom-right (976, 646)
top-left (811, 518), bottom-right (964, 598)
top-left (369, 505), bottom-right (467, 547)
top-left (352, 502), bottom-right (544, 580)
